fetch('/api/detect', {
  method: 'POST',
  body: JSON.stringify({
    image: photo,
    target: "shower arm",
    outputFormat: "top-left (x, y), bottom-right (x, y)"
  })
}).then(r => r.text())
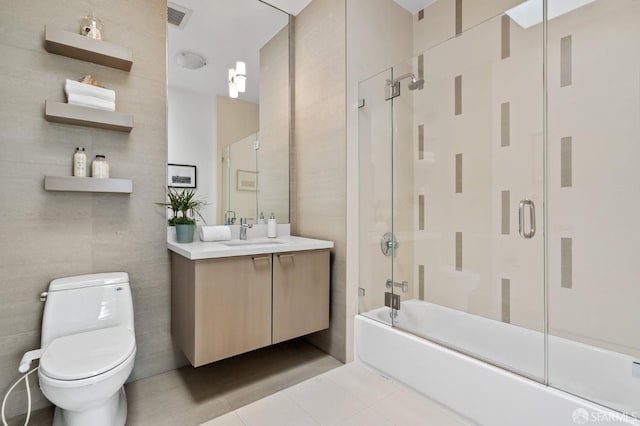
top-left (385, 73), bottom-right (424, 100)
top-left (390, 72), bottom-right (418, 85)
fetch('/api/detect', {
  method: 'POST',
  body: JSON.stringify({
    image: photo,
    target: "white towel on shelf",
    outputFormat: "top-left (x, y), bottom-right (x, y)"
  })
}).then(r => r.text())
top-left (199, 226), bottom-right (232, 242)
top-left (64, 79), bottom-right (116, 102)
top-left (67, 94), bottom-right (116, 112)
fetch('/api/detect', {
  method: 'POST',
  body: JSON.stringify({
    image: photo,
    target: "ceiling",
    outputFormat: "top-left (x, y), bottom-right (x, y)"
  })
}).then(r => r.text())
top-left (168, 0), bottom-right (432, 102)
top-left (266, 0), bottom-right (435, 15)
top-left (266, 0), bottom-right (312, 15)
top-left (168, 0), bottom-right (289, 102)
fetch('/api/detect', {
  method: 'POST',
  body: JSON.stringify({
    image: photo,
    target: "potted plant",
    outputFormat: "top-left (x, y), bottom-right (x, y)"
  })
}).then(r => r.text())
top-left (157, 187), bottom-right (206, 243)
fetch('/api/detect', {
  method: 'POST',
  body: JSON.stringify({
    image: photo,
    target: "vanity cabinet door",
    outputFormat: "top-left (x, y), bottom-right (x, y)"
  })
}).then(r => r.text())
top-left (193, 254), bottom-right (273, 366)
top-left (272, 249), bottom-right (330, 344)
top-left (173, 254), bottom-right (270, 367)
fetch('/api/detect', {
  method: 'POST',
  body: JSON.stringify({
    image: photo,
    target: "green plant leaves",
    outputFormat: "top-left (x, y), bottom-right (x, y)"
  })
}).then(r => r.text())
top-left (156, 187), bottom-right (207, 226)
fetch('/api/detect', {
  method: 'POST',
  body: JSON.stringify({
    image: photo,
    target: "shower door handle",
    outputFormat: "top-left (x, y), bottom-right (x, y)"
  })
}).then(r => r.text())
top-left (519, 199), bottom-right (536, 239)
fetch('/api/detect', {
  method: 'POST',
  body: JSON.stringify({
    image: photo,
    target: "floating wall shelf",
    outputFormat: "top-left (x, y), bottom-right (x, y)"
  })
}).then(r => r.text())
top-left (44, 26), bottom-right (133, 71)
top-left (44, 176), bottom-right (133, 193)
top-left (45, 101), bottom-right (133, 132)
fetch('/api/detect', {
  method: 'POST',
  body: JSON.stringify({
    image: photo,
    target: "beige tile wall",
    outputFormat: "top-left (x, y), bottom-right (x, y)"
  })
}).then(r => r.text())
top-left (294, 0), bottom-right (347, 362)
top-left (0, 0), bottom-right (180, 418)
top-left (413, 0), bottom-right (523, 56)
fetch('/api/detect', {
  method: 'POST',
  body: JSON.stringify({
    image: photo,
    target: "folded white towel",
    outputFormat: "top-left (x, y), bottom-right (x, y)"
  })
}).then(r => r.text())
top-left (67, 94), bottom-right (116, 112)
top-left (65, 79), bottom-right (116, 102)
top-left (199, 226), bottom-right (232, 242)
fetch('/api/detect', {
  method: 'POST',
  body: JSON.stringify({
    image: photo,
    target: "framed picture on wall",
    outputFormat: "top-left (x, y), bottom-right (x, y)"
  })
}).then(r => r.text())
top-left (168, 164), bottom-right (197, 188)
top-left (236, 169), bottom-right (258, 191)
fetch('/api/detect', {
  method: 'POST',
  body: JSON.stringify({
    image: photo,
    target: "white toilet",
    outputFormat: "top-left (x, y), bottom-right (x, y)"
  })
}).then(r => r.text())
top-left (37, 272), bottom-right (136, 426)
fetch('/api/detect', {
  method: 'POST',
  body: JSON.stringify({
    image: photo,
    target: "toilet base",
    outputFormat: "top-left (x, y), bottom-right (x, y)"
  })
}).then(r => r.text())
top-left (52, 387), bottom-right (127, 426)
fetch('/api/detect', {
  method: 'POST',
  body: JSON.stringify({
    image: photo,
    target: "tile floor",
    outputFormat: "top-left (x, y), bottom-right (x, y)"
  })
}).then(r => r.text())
top-left (200, 362), bottom-right (474, 426)
top-left (15, 340), bottom-right (473, 426)
top-left (15, 339), bottom-right (342, 426)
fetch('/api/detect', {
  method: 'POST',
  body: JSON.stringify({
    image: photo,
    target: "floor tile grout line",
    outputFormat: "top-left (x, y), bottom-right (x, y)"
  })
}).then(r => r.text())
top-left (336, 405), bottom-right (389, 426)
top-left (343, 365), bottom-right (468, 425)
top-left (234, 391), bottom-right (320, 426)
top-left (284, 369), bottom-right (401, 425)
top-left (232, 409), bottom-right (248, 426)
top-left (320, 365), bottom-right (405, 409)
top-left (317, 369), bottom-right (381, 406)
top-left (282, 387), bottom-right (322, 425)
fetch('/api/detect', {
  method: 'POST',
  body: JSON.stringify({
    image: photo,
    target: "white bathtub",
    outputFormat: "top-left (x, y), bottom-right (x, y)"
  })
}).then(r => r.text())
top-left (356, 300), bottom-right (640, 426)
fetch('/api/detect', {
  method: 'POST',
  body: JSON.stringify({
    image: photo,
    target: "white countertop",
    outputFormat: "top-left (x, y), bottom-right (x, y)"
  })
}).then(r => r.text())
top-left (167, 234), bottom-right (334, 260)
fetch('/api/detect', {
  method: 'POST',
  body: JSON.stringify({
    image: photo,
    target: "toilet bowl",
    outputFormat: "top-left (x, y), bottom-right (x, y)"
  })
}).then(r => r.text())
top-left (36, 272), bottom-right (136, 426)
top-left (39, 327), bottom-right (136, 426)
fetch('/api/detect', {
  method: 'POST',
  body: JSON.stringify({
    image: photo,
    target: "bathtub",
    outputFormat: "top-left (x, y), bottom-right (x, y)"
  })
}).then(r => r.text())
top-left (355, 300), bottom-right (640, 426)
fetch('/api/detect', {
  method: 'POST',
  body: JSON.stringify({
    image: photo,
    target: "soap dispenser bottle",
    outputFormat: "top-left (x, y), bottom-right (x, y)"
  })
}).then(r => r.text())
top-left (267, 212), bottom-right (277, 238)
top-left (258, 212), bottom-right (266, 224)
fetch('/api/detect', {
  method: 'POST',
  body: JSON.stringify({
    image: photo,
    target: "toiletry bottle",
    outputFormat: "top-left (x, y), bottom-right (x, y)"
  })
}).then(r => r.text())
top-left (258, 212), bottom-right (266, 224)
top-left (73, 147), bottom-right (87, 177)
top-left (267, 212), bottom-right (277, 238)
top-left (91, 155), bottom-right (110, 178)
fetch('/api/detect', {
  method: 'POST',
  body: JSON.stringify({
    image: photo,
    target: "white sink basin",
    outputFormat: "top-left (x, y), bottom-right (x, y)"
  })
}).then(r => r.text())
top-left (219, 238), bottom-right (287, 247)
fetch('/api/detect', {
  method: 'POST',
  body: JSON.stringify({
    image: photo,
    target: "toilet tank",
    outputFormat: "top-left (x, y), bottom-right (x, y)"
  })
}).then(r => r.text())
top-left (41, 272), bottom-right (134, 348)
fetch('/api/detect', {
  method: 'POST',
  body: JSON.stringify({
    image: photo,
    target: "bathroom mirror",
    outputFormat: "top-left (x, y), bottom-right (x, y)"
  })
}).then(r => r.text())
top-left (167, 0), bottom-right (291, 225)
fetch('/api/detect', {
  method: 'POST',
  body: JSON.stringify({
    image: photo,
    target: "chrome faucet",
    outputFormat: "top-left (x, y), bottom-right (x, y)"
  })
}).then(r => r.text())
top-left (239, 218), bottom-right (253, 240)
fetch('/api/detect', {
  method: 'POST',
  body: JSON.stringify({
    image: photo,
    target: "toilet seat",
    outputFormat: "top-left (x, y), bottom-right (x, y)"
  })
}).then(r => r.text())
top-left (40, 326), bottom-right (135, 381)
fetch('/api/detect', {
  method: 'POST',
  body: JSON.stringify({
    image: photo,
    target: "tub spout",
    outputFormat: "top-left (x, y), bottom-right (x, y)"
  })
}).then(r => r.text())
top-left (386, 279), bottom-right (409, 293)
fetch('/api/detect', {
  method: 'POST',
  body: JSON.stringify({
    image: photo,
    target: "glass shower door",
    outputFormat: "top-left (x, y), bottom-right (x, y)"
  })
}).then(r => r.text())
top-left (546, 0), bottom-right (640, 418)
top-left (390, 9), bottom-right (546, 381)
top-left (358, 68), bottom-right (395, 326)
top-left (358, 0), bottom-right (640, 418)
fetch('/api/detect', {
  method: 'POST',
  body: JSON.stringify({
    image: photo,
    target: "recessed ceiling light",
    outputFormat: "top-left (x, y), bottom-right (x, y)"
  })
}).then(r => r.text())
top-left (175, 51), bottom-right (207, 70)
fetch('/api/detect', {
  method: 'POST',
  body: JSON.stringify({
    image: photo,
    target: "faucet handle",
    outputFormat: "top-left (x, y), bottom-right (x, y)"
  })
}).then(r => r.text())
top-left (224, 210), bottom-right (236, 225)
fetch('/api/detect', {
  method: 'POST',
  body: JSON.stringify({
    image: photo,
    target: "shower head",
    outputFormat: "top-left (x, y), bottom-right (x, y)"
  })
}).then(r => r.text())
top-left (408, 79), bottom-right (424, 91)
top-left (385, 72), bottom-right (425, 100)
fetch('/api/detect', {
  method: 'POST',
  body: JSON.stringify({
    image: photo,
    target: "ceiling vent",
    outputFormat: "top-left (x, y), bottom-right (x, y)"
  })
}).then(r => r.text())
top-left (167, 2), bottom-right (193, 29)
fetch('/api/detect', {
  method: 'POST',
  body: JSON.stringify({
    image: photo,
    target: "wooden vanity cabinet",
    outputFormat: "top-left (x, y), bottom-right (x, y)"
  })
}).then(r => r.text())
top-left (171, 253), bottom-right (272, 367)
top-left (171, 248), bottom-right (330, 367)
top-left (272, 249), bottom-right (330, 343)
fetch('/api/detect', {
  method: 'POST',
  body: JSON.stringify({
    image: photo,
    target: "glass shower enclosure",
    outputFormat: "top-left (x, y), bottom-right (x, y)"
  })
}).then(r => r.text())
top-left (358, 0), bottom-right (640, 418)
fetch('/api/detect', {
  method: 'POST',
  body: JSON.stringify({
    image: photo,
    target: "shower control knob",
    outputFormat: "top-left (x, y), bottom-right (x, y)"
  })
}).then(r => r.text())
top-left (380, 232), bottom-right (399, 256)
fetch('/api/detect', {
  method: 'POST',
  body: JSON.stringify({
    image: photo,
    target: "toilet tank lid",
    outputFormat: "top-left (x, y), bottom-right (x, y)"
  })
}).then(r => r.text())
top-left (49, 272), bottom-right (129, 291)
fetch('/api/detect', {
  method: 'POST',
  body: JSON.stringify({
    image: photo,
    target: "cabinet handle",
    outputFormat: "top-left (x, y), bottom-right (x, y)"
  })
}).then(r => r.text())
top-left (277, 253), bottom-right (294, 260)
top-left (252, 256), bottom-right (270, 263)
